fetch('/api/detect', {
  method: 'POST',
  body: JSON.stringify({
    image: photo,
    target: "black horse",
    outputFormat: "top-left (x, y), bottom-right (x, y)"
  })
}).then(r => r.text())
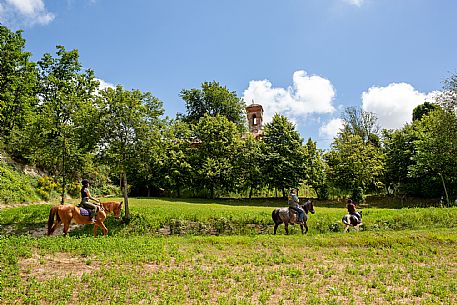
top-left (272, 200), bottom-right (315, 235)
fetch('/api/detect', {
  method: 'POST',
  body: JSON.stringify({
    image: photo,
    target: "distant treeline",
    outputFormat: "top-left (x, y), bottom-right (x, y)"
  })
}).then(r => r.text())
top-left (1, 25), bottom-right (456, 204)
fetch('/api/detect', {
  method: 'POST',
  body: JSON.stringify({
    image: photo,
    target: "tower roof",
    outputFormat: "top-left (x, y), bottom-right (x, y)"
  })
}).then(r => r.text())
top-left (246, 103), bottom-right (263, 112)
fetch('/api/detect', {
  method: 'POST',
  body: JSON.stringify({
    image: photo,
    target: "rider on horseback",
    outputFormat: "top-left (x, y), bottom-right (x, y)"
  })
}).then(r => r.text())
top-left (347, 199), bottom-right (362, 224)
top-left (80, 179), bottom-right (100, 222)
top-left (288, 188), bottom-right (305, 224)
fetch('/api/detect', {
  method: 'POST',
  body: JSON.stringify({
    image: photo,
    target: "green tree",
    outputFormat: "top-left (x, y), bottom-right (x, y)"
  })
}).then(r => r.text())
top-left (341, 106), bottom-right (380, 145)
top-left (158, 119), bottom-right (193, 197)
top-left (303, 138), bottom-right (328, 199)
top-left (13, 46), bottom-right (99, 203)
top-left (0, 26), bottom-right (37, 144)
top-left (382, 125), bottom-right (418, 195)
top-left (412, 101), bottom-right (439, 121)
top-left (326, 132), bottom-right (385, 201)
top-left (236, 134), bottom-right (266, 198)
top-left (262, 114), bottom-right (306, 197)
top-left (191, 114), bottom-right (241, 198)
top-left (96, 85), bottom-right (164, 219)
top-left (409, 108), bottom-right (457, 200)
top-left (179, 81), bottom-right (247, 132)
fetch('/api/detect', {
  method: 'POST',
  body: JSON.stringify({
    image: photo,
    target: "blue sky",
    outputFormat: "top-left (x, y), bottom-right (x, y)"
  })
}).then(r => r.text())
top-left (1, 0), bottom-right (456, 149)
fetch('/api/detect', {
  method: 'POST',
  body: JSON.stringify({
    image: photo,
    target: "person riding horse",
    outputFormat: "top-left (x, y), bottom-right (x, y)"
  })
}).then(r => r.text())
top-left (347, 199), bottom-right (361, 224)
top-left (288, 188), bottom-right (305, 224)
top-left (80, 179), bottom-right (100, 222)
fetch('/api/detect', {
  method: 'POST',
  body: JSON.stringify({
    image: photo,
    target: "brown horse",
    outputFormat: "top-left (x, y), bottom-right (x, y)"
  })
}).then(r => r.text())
top-left (100, 201), bottom-right (123, 219)
top-left (272, 200), bottom-right (315, 235)
top-left (47, 204), bottom-right (108, 237)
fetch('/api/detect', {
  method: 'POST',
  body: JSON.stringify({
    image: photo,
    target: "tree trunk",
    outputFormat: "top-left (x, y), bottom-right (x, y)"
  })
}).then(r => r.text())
top-left (61, 136), bottom-right (66, 205)
top-left (122, 171), bottom-right (130, 220)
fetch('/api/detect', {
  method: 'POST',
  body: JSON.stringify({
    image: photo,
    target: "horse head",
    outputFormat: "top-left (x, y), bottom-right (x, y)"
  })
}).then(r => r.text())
top-left (302, 200), bottom-right (315, 215)
top-left (113, 201), bottom-right (123, 219)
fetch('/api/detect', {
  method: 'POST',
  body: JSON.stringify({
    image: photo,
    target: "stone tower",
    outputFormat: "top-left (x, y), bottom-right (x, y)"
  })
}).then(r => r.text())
top-left (246, 103), bottom-right (264, 138)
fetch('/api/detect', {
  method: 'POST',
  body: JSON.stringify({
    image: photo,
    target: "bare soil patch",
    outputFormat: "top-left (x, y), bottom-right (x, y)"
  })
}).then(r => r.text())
top-left (19, 252), bottom-right (100, 281)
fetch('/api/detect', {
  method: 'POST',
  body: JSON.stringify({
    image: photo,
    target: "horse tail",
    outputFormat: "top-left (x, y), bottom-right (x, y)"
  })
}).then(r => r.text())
top-left (47, 206), bottom-right (60, 235)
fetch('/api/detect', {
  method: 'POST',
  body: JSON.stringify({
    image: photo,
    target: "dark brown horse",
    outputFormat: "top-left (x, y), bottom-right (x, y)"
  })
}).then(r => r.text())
top-left (47, 204), bottom-right (108, 237)
top-left (272, 200), bottom-right (315, 234)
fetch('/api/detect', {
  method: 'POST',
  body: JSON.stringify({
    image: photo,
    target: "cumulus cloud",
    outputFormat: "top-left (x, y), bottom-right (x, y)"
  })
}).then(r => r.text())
top-left (97, 78), bottom-right (115, 91)
top-left (0, 0), bottom-right (54, 27)
top-left (242, 70), bottom-right (336, 124)
top-left (319, 118), bottom-right (344, 144)
top-left (362, 83), bottom-right (438, 130)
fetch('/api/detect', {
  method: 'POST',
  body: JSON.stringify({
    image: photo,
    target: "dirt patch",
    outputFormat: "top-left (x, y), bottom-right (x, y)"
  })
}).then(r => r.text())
top-left (0, 201), bottom-right (50, 210)
top-left (19, 252), bottom-right (100, 281)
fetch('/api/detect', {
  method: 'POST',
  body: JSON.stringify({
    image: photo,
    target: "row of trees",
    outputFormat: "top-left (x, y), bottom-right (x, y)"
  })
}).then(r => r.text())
top-left (1, 26), bottom-right (456, 218)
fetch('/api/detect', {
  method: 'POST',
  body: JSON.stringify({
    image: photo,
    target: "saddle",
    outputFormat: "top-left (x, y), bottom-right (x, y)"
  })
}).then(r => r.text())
top-left (79, 207), bottom-right (93, 217)
top-left (288, 208), bottom-right (303, 224)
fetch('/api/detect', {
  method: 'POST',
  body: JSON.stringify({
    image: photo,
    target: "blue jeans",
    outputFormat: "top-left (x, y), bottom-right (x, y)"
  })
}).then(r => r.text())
top-left (289, 206), bottom-right (304, 222)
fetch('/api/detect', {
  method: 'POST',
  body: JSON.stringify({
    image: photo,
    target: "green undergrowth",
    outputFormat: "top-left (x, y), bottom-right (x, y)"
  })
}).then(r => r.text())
top-left (0, 161), bottom-right (40, 204)
top-left (1, 198), bottom-right (457, 237)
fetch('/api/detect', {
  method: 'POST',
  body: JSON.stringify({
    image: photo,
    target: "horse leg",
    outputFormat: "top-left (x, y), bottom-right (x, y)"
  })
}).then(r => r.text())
top-left (284, 223), bottom-right (289, 235)
top-left (344, 225), bottom-right (349, 233)
top-left (99, 222), bottom-right (108, 236)
top-left (48, 221), bottom-right (61, 236)
top-left (274, 223), bottom-right (279, 235)
top-left (93, 223), bottom-right (98, 237)
top-left (303, 223), bottom-right (309, 234)
top-left (63, 221), bottom-right (70, 236)
top-left (300, 224), bottom-right (304, 234)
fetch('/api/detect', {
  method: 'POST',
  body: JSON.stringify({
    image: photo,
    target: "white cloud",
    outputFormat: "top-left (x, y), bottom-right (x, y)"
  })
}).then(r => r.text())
top-left (344, 0), bottom-right (364, 7)
top-left (97, 78), bottom-right (115, 91)
top-left (242, 70), bottom-right (336, 124)
top-left (319, 118), bottom-right (344, 143)
top-left (0, 0), bottom-right (54, 27)
top-left (362, 83), bottom-right (438, 130)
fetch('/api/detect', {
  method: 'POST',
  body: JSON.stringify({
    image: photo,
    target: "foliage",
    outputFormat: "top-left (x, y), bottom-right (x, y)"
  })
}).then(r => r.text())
top-left (262, 114), bottom-right (307, 196)
top-left (179, 81), bottom-right (247, 132)
top-left (409, 108), bottom-right (457, 198)
top-left (412, 101), bottom-right (440, 121)
top-left (0, 161), bottom-right (39, 204)
top-left (326, 133), bottom-right (385, 199)
top-left (95, 85), bottom-right (164, 218)
top-left (341, 106), bottom-right (380, 145)
top-left (36, 176), bottom-right (59, 200)
top-left (235, 134), bottom-right (266, 198)
top-left (191, 114), bottom-right (242, 198)
top-left (303, 138), bottom-right (328, 199)
top-left (0, 26), bottom-right (37, 144)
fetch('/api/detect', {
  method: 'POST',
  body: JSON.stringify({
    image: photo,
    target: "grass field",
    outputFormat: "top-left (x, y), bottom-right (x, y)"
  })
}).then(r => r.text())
top-left (1, 198), bottom-right (456, 304)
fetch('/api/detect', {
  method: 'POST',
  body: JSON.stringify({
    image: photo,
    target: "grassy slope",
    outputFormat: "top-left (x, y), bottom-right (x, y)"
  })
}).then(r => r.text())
top-left (1, 198), bottom-right (456, 304)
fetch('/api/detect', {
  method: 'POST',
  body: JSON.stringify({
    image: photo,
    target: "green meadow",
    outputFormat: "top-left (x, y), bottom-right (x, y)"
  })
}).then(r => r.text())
top-left (1, 198), bottom-right (456, 304)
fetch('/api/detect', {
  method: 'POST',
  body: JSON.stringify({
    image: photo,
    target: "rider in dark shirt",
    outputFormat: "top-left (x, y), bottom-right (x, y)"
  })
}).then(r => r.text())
top-left (80, 179), bottom-right (100, 222)
top-left (347, 199), bottom-right (361, 223)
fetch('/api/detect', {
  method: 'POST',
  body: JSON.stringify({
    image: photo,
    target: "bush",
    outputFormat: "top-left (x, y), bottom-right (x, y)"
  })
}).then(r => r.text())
top-left (0, 162), bottom-right (40, 204)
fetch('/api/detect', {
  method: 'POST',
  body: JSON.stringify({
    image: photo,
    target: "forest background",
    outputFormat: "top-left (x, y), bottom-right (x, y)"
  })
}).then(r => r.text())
top-left (1, 25), bottom-right (456, 220)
